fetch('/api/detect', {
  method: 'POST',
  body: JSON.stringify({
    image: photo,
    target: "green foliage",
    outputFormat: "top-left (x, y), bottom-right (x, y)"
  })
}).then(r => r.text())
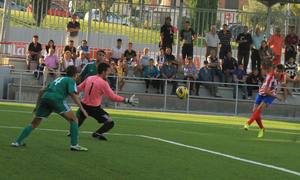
top-left (188, 0), bottom-right (218, 34)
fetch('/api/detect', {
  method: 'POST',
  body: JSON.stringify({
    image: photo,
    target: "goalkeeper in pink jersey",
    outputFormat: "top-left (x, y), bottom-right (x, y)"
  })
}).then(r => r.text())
top-left (76, 63), bottom-right (138, 140)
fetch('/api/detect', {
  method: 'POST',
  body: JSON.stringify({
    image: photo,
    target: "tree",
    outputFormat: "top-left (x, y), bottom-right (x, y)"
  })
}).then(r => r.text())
top-left (188, 0), bottom-right (218, 35)
top-left (31, 0), bottom-right (51, 27)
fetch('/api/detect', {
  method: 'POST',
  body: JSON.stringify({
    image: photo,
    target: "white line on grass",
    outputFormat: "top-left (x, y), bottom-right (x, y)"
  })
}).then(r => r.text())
top-left (0, 109), bottom-right (298, 135)
top-left (1, 125), bottom-right (300, 177)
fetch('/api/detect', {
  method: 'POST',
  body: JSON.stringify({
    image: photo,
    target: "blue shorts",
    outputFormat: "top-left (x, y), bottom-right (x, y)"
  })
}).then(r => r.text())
top-left (255, 94), bottom-right (276, 105)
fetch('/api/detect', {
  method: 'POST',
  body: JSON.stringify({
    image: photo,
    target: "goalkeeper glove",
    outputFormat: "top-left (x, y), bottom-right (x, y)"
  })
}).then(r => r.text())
top-left (124, 94), bottom-right (139, 106)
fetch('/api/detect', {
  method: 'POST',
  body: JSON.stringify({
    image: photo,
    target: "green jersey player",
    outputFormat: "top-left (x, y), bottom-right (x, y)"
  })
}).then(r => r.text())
top-left (11, 66), bottom-right (89, 151)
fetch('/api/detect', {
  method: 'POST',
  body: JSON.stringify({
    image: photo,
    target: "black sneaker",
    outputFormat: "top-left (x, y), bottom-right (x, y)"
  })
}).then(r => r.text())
top-left (92, 132), bottom-right (108, 141)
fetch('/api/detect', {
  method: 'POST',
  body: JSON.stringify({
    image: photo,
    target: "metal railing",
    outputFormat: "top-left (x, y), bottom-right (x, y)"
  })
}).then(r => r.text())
top-left (1, 69), bottom-right (300, 121)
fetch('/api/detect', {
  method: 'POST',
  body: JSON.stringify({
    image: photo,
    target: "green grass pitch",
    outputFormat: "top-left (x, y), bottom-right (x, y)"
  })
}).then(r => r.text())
top-left (0, 102), bottom-right (300, 180)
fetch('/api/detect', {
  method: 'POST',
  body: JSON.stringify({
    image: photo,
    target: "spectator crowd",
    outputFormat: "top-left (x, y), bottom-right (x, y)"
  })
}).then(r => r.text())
top-left (25, 15), bottom-right (300, 100)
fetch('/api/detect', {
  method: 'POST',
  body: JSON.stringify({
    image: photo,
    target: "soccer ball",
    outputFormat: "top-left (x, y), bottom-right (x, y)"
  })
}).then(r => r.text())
top-left (176, 86), bottom-right (189, 99)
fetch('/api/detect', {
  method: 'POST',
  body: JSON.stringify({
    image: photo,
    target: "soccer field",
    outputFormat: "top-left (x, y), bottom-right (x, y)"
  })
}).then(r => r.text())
top-left (0, 102), bottom-right (300, 180)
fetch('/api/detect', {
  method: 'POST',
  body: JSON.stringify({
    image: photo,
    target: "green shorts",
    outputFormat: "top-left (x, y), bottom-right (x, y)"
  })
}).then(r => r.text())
top-left (35, 97), bottom-right (71, 118)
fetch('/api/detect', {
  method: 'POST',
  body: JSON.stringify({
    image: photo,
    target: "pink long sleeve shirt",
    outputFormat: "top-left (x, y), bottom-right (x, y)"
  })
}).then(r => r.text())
top-left (77, 75), bottom-right (124, 107)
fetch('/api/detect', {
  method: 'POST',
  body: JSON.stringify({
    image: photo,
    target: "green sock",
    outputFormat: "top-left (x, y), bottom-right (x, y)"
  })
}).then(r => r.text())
top-left (16, 125), bottom-right (33, 144)
top-left (70, 121), bottom-right (78, 146)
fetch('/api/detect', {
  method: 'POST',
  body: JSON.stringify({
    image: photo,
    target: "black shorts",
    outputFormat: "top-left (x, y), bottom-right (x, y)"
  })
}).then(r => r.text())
top-left (77, 102), bottom-right (110, 123)
top-left (182, 44), bottom-right (193, 59)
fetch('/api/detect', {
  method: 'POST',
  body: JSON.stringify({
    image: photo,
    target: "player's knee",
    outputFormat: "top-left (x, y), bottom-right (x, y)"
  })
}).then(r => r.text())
top-left (105, 121), bottom-right (115, 129)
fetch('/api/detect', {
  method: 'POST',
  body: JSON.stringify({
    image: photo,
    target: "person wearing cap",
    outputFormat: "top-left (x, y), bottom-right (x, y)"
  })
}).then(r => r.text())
top-left (268, 27), bottom-right (284, 65)
top-left (160, 16), bottom-right (174, 51)
top-left (196, 60), bottom-right (218, 97)
top-left (66, 14), bottom-right (80, 47)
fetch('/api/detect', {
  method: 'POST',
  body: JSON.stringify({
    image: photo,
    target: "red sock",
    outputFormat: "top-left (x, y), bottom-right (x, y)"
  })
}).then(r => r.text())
top-left (256, 116), bottom-right (264, 129)
top-left (247, 108), bottom-right (262, 125)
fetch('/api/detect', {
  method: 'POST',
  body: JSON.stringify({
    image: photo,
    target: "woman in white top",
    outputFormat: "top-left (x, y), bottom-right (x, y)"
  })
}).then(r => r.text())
top-left (62, 51), bottom-right (74, 72)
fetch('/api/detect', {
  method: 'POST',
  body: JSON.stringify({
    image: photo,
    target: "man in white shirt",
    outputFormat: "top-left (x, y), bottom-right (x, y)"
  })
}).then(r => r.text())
top-left (111, 38), bottom-right (123, 63)
top-left (205, 25), bottom-right (220, 58)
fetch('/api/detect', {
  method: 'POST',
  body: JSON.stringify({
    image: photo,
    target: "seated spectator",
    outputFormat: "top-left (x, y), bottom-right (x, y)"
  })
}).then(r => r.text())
top-left (116, 60), bottom-right (126, 91)
top-left (246, 68), bottom-right (261, 99)
top-left (45, 39), bottom-right (56, 55)
top-left (143, 59), bottom-right (160, 93)
top-left (165, 47), bottom-right (176, 64)
top-left (157, 48), bottom-right (166, 69)
top-left (207, 49), bottom-right (224, 83)
top-left (285, 57), bottom-right (299, 94)
top-left (26, 35), bottom-right (42, 70)
top-left (108, 61), bottom-right (117, 90)
top-left (43, 48), bottom-right (60, 86)
top-left (64, 40), bottom-right (77, 60)
top-left (111, 38), bottom-right (123, 63)
top-left (34, 56), bottom-right (45, 81)
top-left (93, 49), bottom-right (107, 64)
top-left (223, 51), bottom-right (238, 84)
top-left (160, 60), bottom-right (178, 95)
top-left (184, 57), bottom-right (197, 95)
top-left (75, 50), bottom-right (89, 72)
top-left (77, 40), bottom-right (89, 58)
top-left (61, 51), bottom-right (74, 72)
top-left (233, 63), bottom-right (247, 99)
top-left (195, 60), bottom-right (218, 97)
top-left (134, 48), bottom-right (151, 77)
top-left (259, 40), bottom-right (274, 65)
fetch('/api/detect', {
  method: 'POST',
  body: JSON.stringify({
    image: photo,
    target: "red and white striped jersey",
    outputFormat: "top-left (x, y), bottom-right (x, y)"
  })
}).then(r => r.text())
top-left (258, 72), bottom-right (283, 96)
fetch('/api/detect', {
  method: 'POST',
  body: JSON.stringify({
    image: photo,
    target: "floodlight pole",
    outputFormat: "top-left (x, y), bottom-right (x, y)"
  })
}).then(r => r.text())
top-left (0, 0), bottom-right (11, 48)
top-left (266, 5), bottom-right (272, 38)
top-left (176, 0), bottom-right (183, 63)
top-left (86, 0), bottom-right (93, 45)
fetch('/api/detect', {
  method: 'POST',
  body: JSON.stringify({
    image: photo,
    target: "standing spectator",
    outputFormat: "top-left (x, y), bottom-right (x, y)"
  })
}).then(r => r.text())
top-left (218, 24), bottom-right (232, 60)
top-left (268, 28), bottom-right (284, 65)
top-left (64, 40), bottom-right (77, 60)
top-left (157, 48), bottom-right (166, 69)
top-left (66, 14), bottom-right (80, 46)
top-left (184, 57), bottom-right (197, 94)
top-left (26, 35), bottom-right (42, 70)
top-left (180, 20), bottom-right (196, 63)
top-left (160, 60), bottom-right (178, 95)
top-left (160, 16), bottom-right (174, 51)
top-left (259, 40), bottom-right (274, 65)
top-left (246, 68), bottom-right (261, 99)
top-left (205, 25), bottom-right (220, 58)
top-left (123, 42), bottom-right (137, 65)
top-left (223, 51), bottom-right (238, 84)
top-left (45, 40), bottom-right (56, 55)
top-left (116, 60), bottom-right (126, 91)
top-left (207, 49), bottom-right (224, 83)
top-left (233, 64), bottom-right (247, 99)
top-left (236, 26), bottom-right (252, 72)
top-left (251, 27), bottom-right (265, 71)
top-left (75, 51), bottom-right (89, 72)
top-left (61, 51), bottom-right (74, 72)
top-left (111, 38), bottom-right (123, 63)
top-left (76, 40), bottom-right (89, 57)
top-left (143, 59), bottom-right (160, 93)
top-left (285, 25), bottom-right (299, 64)
top-left (195, 60), bottom-right (218, 97)
top-left (43, 48), bottom-right (60, 86)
